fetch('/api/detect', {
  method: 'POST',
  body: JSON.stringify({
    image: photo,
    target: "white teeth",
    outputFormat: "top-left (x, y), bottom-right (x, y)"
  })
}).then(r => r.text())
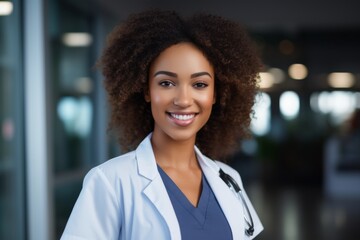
top-left (171, 113), bottom-right (195, 120)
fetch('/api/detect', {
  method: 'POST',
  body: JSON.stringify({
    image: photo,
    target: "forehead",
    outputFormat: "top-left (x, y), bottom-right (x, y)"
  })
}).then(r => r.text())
top-left (149, 42), bottom-right (214, 74)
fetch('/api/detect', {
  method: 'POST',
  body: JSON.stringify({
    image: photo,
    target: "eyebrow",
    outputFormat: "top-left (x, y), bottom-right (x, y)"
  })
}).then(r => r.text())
top-left (153, 71), bottom-right (177, 77)
top-left (153, 71), bottom-right (212, 78)
top-left (191, 72), bottom-right (212, 78)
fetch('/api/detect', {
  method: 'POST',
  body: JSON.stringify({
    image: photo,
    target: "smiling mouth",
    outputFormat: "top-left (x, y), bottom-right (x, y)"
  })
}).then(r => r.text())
top-left (168, 113), bottom-right (196, 121)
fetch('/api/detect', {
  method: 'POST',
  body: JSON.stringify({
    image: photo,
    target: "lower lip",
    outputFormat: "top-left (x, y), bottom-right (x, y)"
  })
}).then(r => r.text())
top-left (168, 114), bottom-right (196, 127)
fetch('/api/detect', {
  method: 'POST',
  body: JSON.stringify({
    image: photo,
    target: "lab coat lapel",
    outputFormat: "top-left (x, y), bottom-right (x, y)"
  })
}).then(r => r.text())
top-left (196, 147), bottom-right (245, 240)
top-left (143, 177), bottom-right (181, 240)
top-left (136, 134), bottom-right (181, 240)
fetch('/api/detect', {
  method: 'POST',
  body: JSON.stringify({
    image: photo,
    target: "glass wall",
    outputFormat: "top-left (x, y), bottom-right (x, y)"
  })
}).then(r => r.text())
top-left (0, 0), bottom-right (26, 239)
top-left (48, 0), bottom-right (99, 237)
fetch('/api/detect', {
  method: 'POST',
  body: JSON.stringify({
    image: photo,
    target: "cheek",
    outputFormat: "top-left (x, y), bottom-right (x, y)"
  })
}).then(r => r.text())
top-left (150, 91), bottom-right (172, 113)
top-left (199, 91), bottom-right (216, 109)
top-left (151, 91), bottom-right (166, 104)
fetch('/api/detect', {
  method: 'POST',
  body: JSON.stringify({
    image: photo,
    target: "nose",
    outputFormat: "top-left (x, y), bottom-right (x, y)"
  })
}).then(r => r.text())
top-left (173, 87), bottom-right (193, 107)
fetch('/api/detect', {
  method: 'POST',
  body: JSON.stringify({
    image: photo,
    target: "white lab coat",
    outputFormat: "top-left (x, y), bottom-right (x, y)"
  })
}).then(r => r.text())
top-left (61, 134), bottom-right (263, 240)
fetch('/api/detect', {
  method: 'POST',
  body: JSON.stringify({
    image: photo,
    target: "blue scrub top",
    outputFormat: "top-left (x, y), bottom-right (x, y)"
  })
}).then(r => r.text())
top-left (158, 166), bottom-right (233, 240)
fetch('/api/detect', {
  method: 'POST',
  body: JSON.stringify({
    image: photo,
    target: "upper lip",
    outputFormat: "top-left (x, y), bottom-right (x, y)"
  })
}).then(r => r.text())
top-left (167, 112), bottom-right (198, 115)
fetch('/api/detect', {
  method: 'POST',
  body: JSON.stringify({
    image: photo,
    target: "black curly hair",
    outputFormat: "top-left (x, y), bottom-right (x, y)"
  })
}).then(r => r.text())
top-left (99, 10), bottom-right (261, 160)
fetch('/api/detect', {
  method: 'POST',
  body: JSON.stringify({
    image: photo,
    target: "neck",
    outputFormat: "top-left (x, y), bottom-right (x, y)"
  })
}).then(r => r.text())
top-left (151, 132), bottom-right (197, 170)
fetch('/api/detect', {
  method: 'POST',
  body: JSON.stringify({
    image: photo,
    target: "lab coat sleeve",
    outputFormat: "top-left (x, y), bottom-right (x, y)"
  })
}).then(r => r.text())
top-left (60, 167), bottom-right (121, 240)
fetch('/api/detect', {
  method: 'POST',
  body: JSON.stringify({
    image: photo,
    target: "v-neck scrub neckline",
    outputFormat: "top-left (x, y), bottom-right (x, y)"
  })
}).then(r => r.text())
top-left (157, 166), bottom-right (210, 225)
top-left (157, 165), bottom-right (233, 240)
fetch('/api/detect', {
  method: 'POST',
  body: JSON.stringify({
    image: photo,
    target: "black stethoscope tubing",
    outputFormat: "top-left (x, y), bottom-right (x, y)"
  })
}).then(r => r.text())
top-left (219, 169), bottom-right (255, 236)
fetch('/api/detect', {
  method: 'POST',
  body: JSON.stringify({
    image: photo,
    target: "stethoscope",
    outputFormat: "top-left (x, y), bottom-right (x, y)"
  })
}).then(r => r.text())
top-left (219, 168), bottom-right (255, 237)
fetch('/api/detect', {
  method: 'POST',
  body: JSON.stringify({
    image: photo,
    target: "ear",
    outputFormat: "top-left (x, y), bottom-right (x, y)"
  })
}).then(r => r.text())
top-left (212, 90), bottom-right (216, 104)
top-left (144, 89), bottom-right (151, 102)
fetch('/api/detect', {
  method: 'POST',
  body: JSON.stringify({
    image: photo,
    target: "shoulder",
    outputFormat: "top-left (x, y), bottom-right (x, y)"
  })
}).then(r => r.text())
top-left (84, 150), bottom-right (137, 185)
top-left (99, 151), bottom-right (137, 173)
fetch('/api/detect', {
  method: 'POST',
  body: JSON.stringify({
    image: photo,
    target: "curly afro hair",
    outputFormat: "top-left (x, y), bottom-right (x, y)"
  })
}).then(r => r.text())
top-left (99, 10), bottom-right (261, 160)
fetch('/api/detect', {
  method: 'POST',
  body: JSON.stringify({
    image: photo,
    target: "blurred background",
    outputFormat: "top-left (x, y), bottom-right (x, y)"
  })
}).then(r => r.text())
top-left (1, 0), bottom-right (360, 239)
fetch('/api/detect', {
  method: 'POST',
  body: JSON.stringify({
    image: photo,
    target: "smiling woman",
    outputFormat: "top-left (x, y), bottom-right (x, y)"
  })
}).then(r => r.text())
top-left (61, 10), bottom-right (263, 240)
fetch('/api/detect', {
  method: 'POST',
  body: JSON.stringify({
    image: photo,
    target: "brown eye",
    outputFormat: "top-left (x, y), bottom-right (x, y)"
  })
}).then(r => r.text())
top-left (193, 82), bottom-right (208, 88)
top-left (159, 80), bottom-right (175, 87)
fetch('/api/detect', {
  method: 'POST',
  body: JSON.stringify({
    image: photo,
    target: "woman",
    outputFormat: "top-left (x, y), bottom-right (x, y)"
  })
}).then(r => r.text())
top-left (61, 10), bottom-right (263, 240)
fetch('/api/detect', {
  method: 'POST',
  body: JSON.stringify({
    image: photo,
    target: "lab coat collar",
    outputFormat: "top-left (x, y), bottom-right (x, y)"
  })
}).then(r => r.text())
top-left (135, 134), bottom-right (244, 240)
top-left (136, 132), bottom-right (158, 180)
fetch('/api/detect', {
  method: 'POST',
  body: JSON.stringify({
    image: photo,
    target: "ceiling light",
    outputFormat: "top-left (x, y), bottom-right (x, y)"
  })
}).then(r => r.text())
top-left (328, 72), bottom-right (355, 88)
top-left (62, 33), bottom-right (92, 47)
top-left (0, 1), bottom-right (13, 16)
top-left (269, 68), bottom-right (285, 84)
top-left (280, 91), bottom-right (300, 120)
top-left (259, 72), bottom-right (275, 89)
top-left (288, 64), bottom-right (308, 80)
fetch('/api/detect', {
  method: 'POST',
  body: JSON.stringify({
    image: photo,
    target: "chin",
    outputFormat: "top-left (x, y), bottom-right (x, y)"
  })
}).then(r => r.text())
top-left (166, 129), bottom-right (198, 143)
